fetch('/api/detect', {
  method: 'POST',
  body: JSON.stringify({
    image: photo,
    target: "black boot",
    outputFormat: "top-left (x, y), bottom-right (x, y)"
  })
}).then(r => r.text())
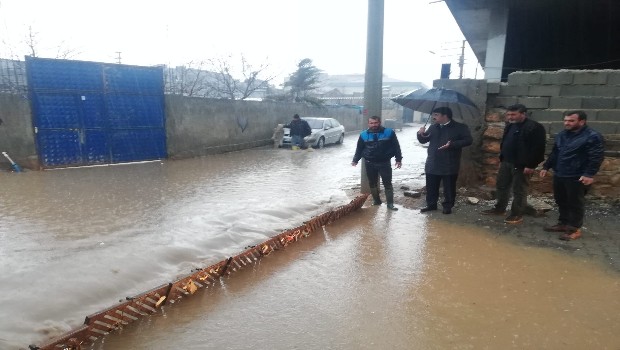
top-left (385, 188), bottom-right (398, 211)
top-left (370, 187), bottom-right (382, 205)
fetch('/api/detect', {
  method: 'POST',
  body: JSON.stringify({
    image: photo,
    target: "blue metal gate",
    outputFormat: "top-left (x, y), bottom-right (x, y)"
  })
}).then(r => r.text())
top-left (26, 57), bottom-right (167, 167)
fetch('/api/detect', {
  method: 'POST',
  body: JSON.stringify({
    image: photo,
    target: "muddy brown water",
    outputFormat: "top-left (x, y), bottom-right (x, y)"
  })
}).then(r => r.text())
top-left (96, 212), bottom-right (620, 350)
top-left (1, 127), bottom-right (618, 349)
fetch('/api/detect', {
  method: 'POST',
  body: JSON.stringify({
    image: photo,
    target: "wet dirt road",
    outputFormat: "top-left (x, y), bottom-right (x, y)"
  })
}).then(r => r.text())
top-left (1, 126), bottom-right (618, 349)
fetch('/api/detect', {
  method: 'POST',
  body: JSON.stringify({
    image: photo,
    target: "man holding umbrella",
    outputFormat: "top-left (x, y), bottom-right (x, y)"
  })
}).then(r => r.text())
top-left (417, 107), bottom-right (473, 214)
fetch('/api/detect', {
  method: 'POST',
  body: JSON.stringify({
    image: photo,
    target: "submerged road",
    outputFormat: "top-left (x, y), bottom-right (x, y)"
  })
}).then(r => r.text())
top-left (1, 126), bottom-right (618, 349)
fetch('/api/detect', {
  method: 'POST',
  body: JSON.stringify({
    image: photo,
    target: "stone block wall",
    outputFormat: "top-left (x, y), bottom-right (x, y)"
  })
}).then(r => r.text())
top-left (484, 70), bottom-right (620, 198)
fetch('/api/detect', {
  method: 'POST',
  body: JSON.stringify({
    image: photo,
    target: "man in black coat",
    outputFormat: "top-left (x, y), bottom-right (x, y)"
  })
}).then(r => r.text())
top-left (417, 107), bottom-right (473, 214)
top-left (284, 114), bottom-right (312, 150)
top-left (481, 104), bottom-right (546, 224)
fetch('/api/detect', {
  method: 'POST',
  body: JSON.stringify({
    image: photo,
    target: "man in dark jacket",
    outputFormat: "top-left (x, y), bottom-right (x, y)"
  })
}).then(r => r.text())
top-left (284, 114), bottom-right (312, 150)
top-left (352, 116), bottom-right (402, 210)
top-left (417, 107), bottom-right (473, 214)
top-left (540, 110), bottom-right (604, 241)
top-left (481, 104), bottom-right (546, 224)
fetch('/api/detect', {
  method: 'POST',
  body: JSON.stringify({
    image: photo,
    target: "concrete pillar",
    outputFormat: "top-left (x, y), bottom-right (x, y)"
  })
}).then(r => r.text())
top-left (361, 0), bottom-right (384, 193)
top-left (484, 5), bottom-right (508, 82)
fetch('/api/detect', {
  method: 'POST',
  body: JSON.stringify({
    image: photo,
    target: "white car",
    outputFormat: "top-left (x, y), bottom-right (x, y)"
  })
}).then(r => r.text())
top-left (282, 117), bottom-right (345, 149)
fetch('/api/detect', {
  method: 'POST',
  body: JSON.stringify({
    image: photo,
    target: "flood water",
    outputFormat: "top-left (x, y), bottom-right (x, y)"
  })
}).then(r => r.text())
top-left (1, 126), bottom-right (618, 349)
top-left (99, 214), bottom-right (620, 350)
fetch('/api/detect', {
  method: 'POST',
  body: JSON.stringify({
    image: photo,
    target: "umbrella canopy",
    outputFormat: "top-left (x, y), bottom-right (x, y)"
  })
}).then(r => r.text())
top-left (391, 87), bottom-right (480, 122)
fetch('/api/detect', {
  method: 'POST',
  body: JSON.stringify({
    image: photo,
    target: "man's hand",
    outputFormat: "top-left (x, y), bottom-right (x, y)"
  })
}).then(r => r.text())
top-left (351, 161), bottom-right (358, 167)
top-left (579, 176), bottom-right (594, 185)
top-left (523, 167), bottom-right (535, 175)
top-left (539, 169), bottom-right (548, 178)
top-left (418, 127), bottom-right (426, 135)
top-left (438, 140), bottom-right (451, 150)
top-left (394, 161), bottom-right (402, 169)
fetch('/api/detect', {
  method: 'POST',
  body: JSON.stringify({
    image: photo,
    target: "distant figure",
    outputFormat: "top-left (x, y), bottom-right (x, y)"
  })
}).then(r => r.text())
top-left (351, 116), bottom-right (402, 210)
top-left (481, 104), bottom-right (546, 224)
top-left (540, 110), bottom-right (604, 241)
top-left (284, 114), bottom-right (312, 150)
top-left (416, 107), bottom-right (472, 214)
top-left (272, 123), bottom-right (284, 148)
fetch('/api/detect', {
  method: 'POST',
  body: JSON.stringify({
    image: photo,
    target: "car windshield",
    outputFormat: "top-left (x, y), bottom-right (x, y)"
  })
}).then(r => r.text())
top-left (305, 119), bottom-right (324, 129)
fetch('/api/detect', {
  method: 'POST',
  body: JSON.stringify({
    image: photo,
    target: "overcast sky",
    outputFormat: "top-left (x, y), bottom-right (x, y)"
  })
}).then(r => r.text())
top-left (0, 0), bottom-right (480, 86)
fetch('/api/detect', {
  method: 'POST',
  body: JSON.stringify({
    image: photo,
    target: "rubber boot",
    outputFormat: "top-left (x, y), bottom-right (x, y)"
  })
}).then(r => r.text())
top-left (385, 188), bottom-right (398, 211)
top-left (370, 187), bottom-right (382, 205)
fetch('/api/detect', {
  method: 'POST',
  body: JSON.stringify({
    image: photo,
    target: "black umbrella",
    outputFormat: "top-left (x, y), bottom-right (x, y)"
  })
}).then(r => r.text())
top-left (391, 87), bottom-right (480, 126)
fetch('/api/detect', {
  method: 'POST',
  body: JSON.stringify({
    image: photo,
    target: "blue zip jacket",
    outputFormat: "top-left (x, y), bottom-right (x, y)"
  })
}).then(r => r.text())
top-left (352, 127), bottom-right (402, 163)
top-left (543, 125), bottom-right (604, 178)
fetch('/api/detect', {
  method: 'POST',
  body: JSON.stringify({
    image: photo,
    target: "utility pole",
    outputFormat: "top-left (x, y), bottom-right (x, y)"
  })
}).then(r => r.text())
top-left (115, 52), bottom-right (122, 64)
top-left (458, 40), bottom-right (465, 79)
top-left (360, 0), bottom-right (384, 193)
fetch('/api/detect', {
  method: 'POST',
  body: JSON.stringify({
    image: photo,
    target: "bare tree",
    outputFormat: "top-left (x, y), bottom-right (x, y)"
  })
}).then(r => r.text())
top-left (238, 55), bottom-right (275, 100)
top-left (54, 40), bottom-right (79, 59)
top-left (165, 55), bottom-right (276, 100)
top-left (165, 60), bottom-right (212, 97)
top-left (206, 55), bottom-right (237, 99)
top-left (205, 54), bottom-right (276, 100)
top-left (24, 26), bottom-right (38, 57)
top-left (16, 25), bottom-right (79, 59)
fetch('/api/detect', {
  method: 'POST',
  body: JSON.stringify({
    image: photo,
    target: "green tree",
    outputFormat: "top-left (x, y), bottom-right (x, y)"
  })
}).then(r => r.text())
top-left (284, 58), bottom-right (323, 104)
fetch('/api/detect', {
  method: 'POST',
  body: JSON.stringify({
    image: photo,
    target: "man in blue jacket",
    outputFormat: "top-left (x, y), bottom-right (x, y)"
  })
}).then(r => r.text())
top-left (417, 107), bottom-right (472, 214)
top-left (352, 116), bottom-right (402, 210)
top-left (540, 110), bottom-right (604, 241)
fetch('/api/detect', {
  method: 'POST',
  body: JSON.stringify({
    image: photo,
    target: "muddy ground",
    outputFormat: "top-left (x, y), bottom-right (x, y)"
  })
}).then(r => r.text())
top-left (348, 183), bottom-right (620, 274)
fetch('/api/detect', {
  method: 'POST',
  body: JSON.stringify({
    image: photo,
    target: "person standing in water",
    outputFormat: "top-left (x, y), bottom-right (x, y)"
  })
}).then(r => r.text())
top-left (352, 116), bottom-right (403, 210)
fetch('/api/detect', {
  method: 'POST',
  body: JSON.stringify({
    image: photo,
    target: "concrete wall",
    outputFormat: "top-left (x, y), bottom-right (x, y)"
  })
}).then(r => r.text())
top-left (0, 93), bottom-right (37, 169)
top-left (0, 92), bottom-right (366, 169)
top-left (165, 96), bottom-right (365, 158)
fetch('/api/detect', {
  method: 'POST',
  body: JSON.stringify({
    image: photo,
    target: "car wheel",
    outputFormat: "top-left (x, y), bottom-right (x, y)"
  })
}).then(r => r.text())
top-left (336, 133), bottom-right (344, 144)
top-left (315, 137), bottom-right (325, 149)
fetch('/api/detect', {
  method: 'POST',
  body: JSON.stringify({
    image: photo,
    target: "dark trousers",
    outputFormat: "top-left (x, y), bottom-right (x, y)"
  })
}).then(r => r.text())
top-left (554, 176), bottom-right (588, 228)
top-left (365, 160), bottom-right (393, 190)
top-left (495, 161), bottom-right (530, 216)
top-left (425, 173), bottom-right (458, 209)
